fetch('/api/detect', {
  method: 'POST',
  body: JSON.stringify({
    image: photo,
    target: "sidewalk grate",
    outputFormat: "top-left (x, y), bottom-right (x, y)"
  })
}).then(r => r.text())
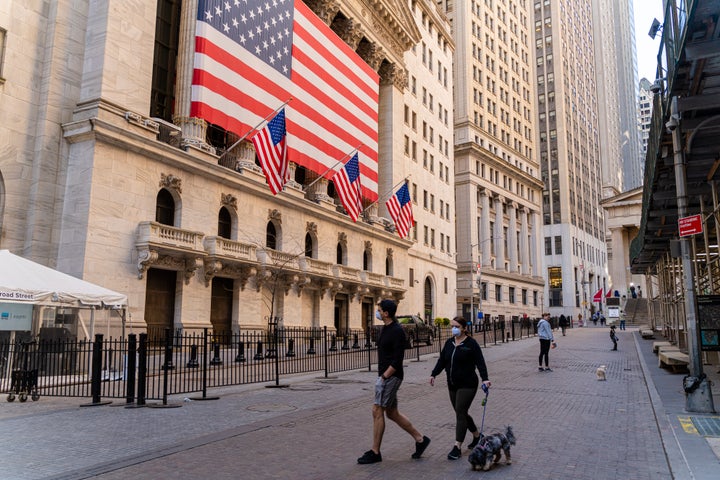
top-left (690, 416), bottom-right (720, 437)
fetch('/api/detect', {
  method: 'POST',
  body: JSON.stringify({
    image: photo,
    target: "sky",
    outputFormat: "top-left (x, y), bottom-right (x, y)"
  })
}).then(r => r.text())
top-left (633, 0), bottom-right (666, 81)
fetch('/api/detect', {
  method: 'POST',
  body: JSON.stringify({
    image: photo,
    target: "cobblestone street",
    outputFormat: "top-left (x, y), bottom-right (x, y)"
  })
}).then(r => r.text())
top-left (1, 327), bottom-right (718, 479)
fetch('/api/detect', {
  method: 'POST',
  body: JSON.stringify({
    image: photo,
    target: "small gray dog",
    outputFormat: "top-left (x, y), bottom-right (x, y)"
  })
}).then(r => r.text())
top-left (468, 426), bottom-right (516, 471)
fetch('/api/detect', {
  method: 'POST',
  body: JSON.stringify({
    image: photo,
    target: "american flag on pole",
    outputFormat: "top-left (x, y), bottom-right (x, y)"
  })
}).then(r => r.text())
top-left (190, 0), bottom-right (379, 201)
top-left (386, 183), bottom-right (414, 238)
top-left (331, 153), bottom-right (362, 222)
top-left (250, 108), bottom-right (288, 194)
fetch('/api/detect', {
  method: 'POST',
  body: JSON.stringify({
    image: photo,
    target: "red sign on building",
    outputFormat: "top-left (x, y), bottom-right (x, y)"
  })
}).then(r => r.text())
top-left (679, 214), bottom-right (703, 237)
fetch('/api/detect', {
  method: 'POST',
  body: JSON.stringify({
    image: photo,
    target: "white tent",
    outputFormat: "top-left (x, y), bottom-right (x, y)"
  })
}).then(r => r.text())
top-left (0, 250), bottom-right (127, 307)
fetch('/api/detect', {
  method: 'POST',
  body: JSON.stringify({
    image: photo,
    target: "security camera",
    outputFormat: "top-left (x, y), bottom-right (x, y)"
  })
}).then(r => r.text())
top-left (666, 114), bottom-right (680, 131)
top-left (649, 81), bottom-right (661, 94)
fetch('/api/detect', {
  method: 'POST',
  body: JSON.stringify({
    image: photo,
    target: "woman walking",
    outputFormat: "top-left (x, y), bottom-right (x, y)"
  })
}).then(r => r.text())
top-left (430, 317), bottom-right (491, 460)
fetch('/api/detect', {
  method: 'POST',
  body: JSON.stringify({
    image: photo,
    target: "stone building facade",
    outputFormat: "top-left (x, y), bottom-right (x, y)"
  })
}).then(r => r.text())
top-left (0, 0), bottom-right (456, 337)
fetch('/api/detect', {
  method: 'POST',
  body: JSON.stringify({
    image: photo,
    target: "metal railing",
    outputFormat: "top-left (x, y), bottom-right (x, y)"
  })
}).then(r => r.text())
top-left (1, 322), bottom-right (540, 404)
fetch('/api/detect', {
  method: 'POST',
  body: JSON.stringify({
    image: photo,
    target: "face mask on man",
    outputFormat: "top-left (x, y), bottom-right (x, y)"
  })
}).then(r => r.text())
top-left (375, 310), bottom-right (382, 320)
top-left (451, 326), bottom-right (461, 337)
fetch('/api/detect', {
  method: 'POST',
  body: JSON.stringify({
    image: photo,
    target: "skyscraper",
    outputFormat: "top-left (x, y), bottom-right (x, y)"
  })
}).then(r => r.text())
top-left (534, 0), bottom-right (608, 319)
top-left (442, 0), bottom-right (545, 323)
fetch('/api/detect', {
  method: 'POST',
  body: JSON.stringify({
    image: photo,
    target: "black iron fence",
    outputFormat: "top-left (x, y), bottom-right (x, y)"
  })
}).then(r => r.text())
top-left (0, 318), bottom-right (541, 404)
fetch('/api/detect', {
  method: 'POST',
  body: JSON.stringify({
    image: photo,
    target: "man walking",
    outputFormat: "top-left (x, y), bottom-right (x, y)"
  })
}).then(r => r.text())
top-left (357, 299), bottom-right (431, 464)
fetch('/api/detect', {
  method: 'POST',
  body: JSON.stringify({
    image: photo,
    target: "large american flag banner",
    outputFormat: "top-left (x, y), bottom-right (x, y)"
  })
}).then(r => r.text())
top-left (331, 153), bottom-right (362, 222)
top-left (386, 183), bottom-right (414, 238)
top-left (250, 108), bottom-right (288, 194)
top-left (190, 0), bottom-right (379, 201)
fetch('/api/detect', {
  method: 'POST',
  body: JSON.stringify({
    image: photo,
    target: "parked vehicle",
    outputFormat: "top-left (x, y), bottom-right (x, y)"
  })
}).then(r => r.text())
top-left (370, 314), bottom-right (435, 348)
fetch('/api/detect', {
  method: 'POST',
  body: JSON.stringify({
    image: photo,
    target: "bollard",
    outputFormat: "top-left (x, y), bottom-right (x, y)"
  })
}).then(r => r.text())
top-left (286, 338), bottom-right (296, 357)
top-left (307, 336), bottom-right (316, 355)
top-left (91, 334), bottom-right (103, 403)
top-left (136, 333), bottom-right (147, 406)
top-left (352, 333), bottom-right (360, 349)
top-left (235, 340), bottom-right (246, 363)
top-left (210, 343), bottom-right (223, 365)
top-left (253, 340), bottom-right (264, 360)
top-left (126, 334), bottom-right (137, 404)
top-left (186, 344), bottom-right (199, 368)
top-left (329, 334), bottom-right (338, 352)
top-left (364, 329), bottom-right (372, 348)
top-left (341, 333), bottom-right (350, 350)
top-left (162, 328), bottom-right (175, 371)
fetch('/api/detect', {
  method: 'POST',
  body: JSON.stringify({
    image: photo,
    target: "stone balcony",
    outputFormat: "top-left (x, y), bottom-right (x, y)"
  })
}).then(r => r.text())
top-left (135, 221), bottom-right (206, 284)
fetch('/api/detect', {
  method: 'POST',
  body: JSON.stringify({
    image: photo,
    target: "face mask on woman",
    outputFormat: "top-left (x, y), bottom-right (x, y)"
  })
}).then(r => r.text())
top-left (451, 326), bottom-right (462, 337)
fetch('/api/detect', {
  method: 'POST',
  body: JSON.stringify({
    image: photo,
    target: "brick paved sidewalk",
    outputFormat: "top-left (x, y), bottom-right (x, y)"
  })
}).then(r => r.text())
top-left (0, 327), bottom-right (713, 479)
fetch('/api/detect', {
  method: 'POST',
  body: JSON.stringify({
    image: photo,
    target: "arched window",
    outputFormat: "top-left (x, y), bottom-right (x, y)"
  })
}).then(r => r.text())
top-left (336, 243), bottom-right (345, 265)
top-left (385, 256), bottom-right (393, 276)
top-left (218, 207), bottom-right (232, 239)
top-left (266, 222), bottom-right (277, 249)
top-left (305, 233), bottom-right (314, 258)
top-left (155, 189), bottom-right (175, 226)
top-left (424, 277), bottom-right (434, 321)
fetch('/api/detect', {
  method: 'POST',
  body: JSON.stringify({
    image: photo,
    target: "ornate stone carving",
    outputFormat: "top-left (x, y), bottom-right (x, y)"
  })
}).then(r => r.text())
top-left (364, 240), bottom-right (372, 250)
top-left (160, 173), bottom-right (182, 194)
top-left (183, 257), bottom-right (203, 285)
top-left (304, 0), bottom-right (340, 24)
top-left (379, 62), bottom-right (407, 90)
top-left (306, 221), bottom-right (318, 234)
top-left (268, 209), bottom-right (282, 223)
top-left (321, 280), bottom-right (343, 300)
top-left (386, 248), bottom-right (393, 258)
top-left (221, 193), bottom-right (237, 210)
top-left (356, 41), bottom-right (385, 71)
top-left (338, 232), bottom-right (347, 244)
top-left (203, 259), bottom-right (223, 286)
top-left (332, 17), bottom-right (364, 50)
top-left (370, 19), bottom-right (405, 57)
top-left (137, 249), bottom-right (158, 279)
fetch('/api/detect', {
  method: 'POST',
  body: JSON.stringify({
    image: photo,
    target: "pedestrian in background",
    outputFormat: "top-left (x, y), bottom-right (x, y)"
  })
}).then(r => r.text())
top-left (537, 313), bottom-right (555, 372)
top-left (357, 299), bottom-right (430, 465)
top-left (430, 317), bottom-right (491, 460)
top-left (610, 325), bottom-right (619, 351)
top-left (559, 314), bottom-right (568, 336)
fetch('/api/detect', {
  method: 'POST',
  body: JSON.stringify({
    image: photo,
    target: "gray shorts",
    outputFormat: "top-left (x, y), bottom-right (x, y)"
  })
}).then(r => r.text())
top-left (374, 375), bottom-right (401, 408)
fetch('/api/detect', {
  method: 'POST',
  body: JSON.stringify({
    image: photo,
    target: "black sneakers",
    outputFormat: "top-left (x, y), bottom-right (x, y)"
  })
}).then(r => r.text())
top-left (411, 435), bottom-right (431, 459)
top-left (538, 366), bottom-right (544, 372)
top-left (357, 450), bottom-right (382, 464)
top-left (544, 367), bottom-right (553, 372)
top-left (447, 445), bottom-right (461, 460)
top-left (468, 434), bottom-right (481, 449)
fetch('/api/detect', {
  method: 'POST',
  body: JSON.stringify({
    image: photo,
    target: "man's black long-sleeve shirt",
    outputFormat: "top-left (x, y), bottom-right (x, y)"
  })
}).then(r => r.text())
top-left (377, 321), bottom-right (405, 380)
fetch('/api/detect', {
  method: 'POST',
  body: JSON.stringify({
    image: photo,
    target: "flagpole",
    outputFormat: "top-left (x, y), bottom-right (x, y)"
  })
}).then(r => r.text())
top-left (218, 97), bottom-right (292, 162)
top-left (364, 176), bottom-right (411, 211)
top-left (305, 145), bottom-right (362, 191)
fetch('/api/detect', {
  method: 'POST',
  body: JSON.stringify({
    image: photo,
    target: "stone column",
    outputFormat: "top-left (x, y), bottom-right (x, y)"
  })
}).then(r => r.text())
top-left (173, 0), bottom-right (213, 152)
top-left (480, 189), bottom-right (491, 267)
top-left (520, 206), bottom-right (530, 275)
top-left (530, 211), bottom-right (541, 277)
top-left (493, 195), bottom-right (505, 268)
top-left (508, 202), bottom-right (518, 272)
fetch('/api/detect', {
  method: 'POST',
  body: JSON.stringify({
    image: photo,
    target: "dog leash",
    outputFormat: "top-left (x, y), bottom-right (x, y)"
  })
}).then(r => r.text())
top-left (479, 383), bottom-right (489, 435)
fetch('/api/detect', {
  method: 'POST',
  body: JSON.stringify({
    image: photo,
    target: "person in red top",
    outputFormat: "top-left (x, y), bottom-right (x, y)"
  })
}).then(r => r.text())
top-left (357, 299), bottom-right (430, 464)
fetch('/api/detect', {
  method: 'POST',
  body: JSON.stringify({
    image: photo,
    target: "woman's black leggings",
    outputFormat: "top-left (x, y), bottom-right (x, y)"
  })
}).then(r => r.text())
top-left (448, 387), bottom-right (478, 443)
top-left (539, 339), bottom-right (551, 367)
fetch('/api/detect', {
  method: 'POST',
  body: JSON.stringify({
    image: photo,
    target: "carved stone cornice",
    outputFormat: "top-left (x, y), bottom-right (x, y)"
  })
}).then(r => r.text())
top-left (160, 173), bottom-right (182, 194)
